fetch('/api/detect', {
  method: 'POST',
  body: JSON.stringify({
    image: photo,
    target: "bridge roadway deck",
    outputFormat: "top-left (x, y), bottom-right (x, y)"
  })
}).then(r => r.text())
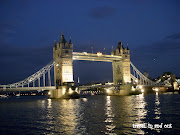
top-left (0, 86), bottom-right (56, 92)
top-left (72, 52), bottom-right (122, 62)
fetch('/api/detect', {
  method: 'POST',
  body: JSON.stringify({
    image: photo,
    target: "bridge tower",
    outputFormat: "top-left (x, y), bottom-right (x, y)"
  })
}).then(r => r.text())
top-left (52, 33), bottom-right (74, 98)
top-left (111, 41), bottom-right (131, 85)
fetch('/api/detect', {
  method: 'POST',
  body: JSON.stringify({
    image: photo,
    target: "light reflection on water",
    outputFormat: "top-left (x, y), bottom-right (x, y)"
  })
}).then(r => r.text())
top-left (105, 96), bottom-right (116, 134)
top-left (153, 92), bottom-right (162, 133)
top-left (47, 99), bottom-right (52, 109)
top-left (58, 99), bottom-right (78, 134)
top-left (154, 92), bottom-right (161, 120)
top-left (0, 94), bottom-right (180, 134)
top-left (132, 93), bottom-right (147, 135)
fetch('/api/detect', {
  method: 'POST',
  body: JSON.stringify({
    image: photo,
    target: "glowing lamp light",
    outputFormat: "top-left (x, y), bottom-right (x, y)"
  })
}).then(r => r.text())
top-left (69, 88), bottom-right (73, 94)
top-left (97, 52), bottom-right (102, 56)
top-left (135, 79), bottom-right (138, 83)
top-left (62, 88), bottom-right (66, 95)
top-left (106, 89), bottom-right (110, 93)
top-left (155, 88), bottom-right (159, 92)
top-left (131, 86), bottom-right (135, 91)
top-left (75, 87), bottom-right (78, 92)
top-left (139, 85), bottom-right (142, 89)
top-left (141, 89), bottom-right (144, 93)
top-left (48, 92), bottom-right (51, 95)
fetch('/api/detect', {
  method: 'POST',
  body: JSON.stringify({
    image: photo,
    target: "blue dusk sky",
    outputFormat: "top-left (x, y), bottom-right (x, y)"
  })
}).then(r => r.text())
top-left (0, 0), bottom-right (180, 84)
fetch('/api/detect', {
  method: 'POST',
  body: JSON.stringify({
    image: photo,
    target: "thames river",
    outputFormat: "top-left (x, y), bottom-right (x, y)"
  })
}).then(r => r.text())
top-left (0, 93), bottom-right (180, 135)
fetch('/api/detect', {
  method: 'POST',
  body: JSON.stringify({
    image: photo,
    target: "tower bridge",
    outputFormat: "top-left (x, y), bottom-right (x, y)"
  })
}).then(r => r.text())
top-left (0, 33), bottom-right (164, 98)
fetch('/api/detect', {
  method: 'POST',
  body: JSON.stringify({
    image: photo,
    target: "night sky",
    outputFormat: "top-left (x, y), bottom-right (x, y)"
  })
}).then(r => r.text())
top-left (0, 0), bottom-right (180, 85)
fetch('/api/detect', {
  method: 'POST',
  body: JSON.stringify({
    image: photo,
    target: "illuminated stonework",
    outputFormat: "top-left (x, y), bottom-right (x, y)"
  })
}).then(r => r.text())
top-left (112, 41), bottom-right (131, 85)
top-left (53, 34), bottom-right (74, 88)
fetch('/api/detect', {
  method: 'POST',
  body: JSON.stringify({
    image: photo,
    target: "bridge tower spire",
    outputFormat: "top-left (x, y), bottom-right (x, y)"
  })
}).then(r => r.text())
top-left (112, 41), bottom-right (131, 85)
top-left (111, 46), bottom-right (114, 55)
top-left (53, 33), bottom-right (74, 98)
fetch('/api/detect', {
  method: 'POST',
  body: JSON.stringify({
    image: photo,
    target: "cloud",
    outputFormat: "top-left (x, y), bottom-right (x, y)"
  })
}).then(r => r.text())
top-left (0, 45), bottom-right (51, 56)
top-left (90, 6), bottom-right (116, 19)
top-left (131, 35), bottom-right (180, 78)
top-left (166, 33), bottom-right (180, 40)
top-left (0, 21), bottom-right (17, 45)
top-left (0, 45), bottom-right (53, 84)
top-left (0, 21), bottom-right (16, 34)
top-left (132, 36), bottom-right (180, 61)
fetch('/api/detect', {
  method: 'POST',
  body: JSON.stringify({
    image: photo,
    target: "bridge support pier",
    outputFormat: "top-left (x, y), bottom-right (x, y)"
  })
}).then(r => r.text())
top-left (3, 85), bottom-right (6, 91)
top-left (49, 86), bottom-right (79, 99)
top-left (49, 86), bottom-right (67, 98)
top-left (119, 84), bottom-right (133, 95)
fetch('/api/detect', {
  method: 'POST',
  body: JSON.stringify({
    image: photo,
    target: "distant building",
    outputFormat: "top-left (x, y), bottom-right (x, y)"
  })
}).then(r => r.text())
top-left (176, 79), bottom-right (180, 85)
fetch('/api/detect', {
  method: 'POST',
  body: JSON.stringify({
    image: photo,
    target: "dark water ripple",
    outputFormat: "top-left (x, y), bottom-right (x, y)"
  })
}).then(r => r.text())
top-left (0, 93), bottom-right (180, 135)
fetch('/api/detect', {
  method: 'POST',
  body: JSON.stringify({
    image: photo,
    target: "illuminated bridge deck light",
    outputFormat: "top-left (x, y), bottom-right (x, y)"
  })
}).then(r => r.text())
top-left (97, 52), bottom-right (102, 57)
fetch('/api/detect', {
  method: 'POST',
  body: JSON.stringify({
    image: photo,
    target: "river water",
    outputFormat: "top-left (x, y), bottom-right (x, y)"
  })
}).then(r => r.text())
top-left (0, 93), bottom-right (180, 135)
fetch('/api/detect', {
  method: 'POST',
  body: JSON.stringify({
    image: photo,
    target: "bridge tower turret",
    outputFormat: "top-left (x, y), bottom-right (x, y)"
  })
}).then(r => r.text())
top-left (53, 33), bottom-right (74, 89)
top-left (112, 41), bottom-right (131, 85)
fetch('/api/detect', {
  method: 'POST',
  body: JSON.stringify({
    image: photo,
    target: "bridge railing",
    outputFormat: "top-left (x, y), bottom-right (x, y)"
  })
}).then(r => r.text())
top-left (130, 62), bottom-right (157, 86)
top-left (130, 62), bottom-right (167, 86)
top-left (0, 57), bottom-right (62, 89)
